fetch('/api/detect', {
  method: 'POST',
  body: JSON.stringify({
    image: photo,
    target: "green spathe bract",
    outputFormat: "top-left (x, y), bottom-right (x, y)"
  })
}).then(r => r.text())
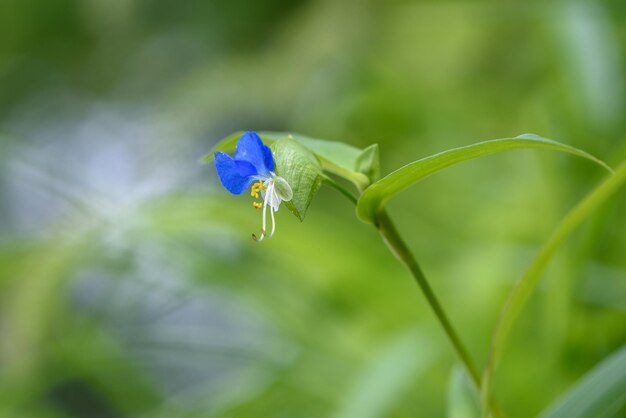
top-left (271, 138), bottom-right (323, 221)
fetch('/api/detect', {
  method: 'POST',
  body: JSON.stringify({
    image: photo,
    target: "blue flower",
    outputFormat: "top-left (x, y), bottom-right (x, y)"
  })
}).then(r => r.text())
top-left (215, 132), bottom-right (293, 241)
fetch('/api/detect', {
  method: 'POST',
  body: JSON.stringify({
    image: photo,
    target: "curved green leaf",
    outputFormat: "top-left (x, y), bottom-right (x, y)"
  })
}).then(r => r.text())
top-left (480, 159), bottom-right (626, 415)
top-left (356, 134), bottom-right (612, 224)
top-left (537, 343), bottom-right (626, 418)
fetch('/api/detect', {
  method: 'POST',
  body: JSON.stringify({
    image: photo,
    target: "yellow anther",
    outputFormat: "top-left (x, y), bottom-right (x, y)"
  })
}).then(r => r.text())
top-left (253, 201), bottom-right (263, 209)
top-left (250, 181), bottom-right (266, 198)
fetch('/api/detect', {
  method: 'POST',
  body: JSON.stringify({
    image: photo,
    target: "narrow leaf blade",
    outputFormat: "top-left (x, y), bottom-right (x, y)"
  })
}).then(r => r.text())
top-left (537, 344), bottom-right (626, 418)
top-left (356, 134), bottom-right (612, 224)
top-left (481, 159), bottom-right (626, 413)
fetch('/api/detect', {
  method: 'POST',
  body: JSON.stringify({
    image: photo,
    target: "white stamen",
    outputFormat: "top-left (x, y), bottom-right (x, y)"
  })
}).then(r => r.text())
top-left (268, 204), bottom-right (276, 238)
top-left (252, 174), bottom-right (291, 242)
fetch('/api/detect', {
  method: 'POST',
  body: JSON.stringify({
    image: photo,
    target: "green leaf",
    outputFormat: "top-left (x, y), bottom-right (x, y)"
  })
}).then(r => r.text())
top-left (447, 366), bottom-right (480, 418)
top-left (271, 138), bottom-right (323, 221)
top-left (289, 133), bottom-right (372, 189)
top-left (480, 159), bottom-right (626, 414)
top-left (356, 134), bottom-right (613, 224)
top-left (202, 131), bottom-right (373, 188)
top-left (356, 144), bottom-right (381, 184)
top-left (537, 343), bottom-right (626, 418)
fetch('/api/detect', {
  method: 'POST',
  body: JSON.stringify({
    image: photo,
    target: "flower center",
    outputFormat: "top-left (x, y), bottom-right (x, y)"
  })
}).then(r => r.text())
top-left (250, 180), bottom-right (266, 204)
top-left (250, 174), bottom-right (293, 242)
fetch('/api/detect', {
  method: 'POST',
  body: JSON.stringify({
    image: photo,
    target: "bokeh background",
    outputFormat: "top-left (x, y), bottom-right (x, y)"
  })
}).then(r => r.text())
top-left (1, 0), bottom-right (625, 417)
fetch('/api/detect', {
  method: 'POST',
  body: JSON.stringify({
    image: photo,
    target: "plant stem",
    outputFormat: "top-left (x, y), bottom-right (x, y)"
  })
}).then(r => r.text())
top-left (323, 177), bottom-right (358, 204)
top-left (328, 182), bottom-right (503, 417)
top-left (375, 209), bottom-right (504, 418)
top-left (376, 210), bottom-right (481, 382)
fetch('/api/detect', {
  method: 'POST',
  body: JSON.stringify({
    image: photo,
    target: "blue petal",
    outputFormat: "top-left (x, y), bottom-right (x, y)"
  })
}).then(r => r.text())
top-left (234, 131), bottom-right (274, 175)
top-left (215, 151), bottom-right (258, 195)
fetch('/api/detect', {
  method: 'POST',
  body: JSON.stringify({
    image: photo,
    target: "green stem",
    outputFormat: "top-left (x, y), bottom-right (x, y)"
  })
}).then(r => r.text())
top-left (327, 180), bottom-right (503, 416)
top-left (323, 176), bottom-right (358, 204)
top-left (375, 209), bottom-right (504, 418)
top-left (375, 210), bottom-right (481, 383)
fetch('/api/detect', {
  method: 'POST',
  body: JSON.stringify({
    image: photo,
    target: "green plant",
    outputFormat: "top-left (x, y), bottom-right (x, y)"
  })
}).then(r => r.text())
top-left (207, 131), bottom-right (625, 418)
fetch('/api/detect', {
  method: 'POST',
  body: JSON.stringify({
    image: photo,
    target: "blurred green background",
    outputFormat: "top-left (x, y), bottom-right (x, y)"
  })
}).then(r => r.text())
top-left (1, 0), bottom-right (625, 417)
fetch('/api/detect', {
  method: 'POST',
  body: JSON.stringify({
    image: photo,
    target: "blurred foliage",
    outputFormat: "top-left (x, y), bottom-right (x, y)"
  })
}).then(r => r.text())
top-left (0, 0), bottom-right (625, 417)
